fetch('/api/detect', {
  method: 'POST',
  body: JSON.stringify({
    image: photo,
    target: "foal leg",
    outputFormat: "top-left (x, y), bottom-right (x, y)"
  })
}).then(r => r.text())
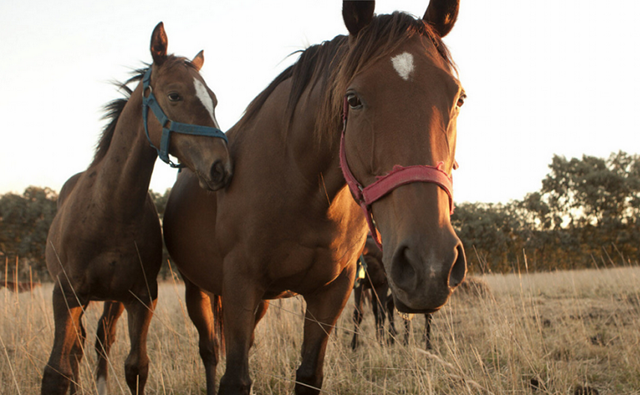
top-left (296, 264), bottom-right (355, 395)
top-left (123, 296), bottom-right (157, 395)
top-left (371, 284), bottom-right (389, 345)
top-left (95, 301), bottom-right (125, 394)
top-left (386, 297), bottom-right (398, 345)
top-left (184, 278), bottom-right (220, 395)
top-left (424, 313), bottom-right (433, 350)
top-left (70, 308), bottom-right (88, 395)
top-left (403, 316), bottom-right (412, 345)
top-left (41, 284), bottom-right (88, 395)
top-left (350, 285), bottom-right (364, 350)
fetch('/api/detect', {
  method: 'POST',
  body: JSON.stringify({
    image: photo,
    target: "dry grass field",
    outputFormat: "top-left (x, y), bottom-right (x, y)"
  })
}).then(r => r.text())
top-left (2, 265), bottom-right (640, 394)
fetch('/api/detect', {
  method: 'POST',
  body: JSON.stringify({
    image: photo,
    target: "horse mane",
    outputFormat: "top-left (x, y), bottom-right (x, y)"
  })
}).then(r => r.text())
top-left (234, 11), bottom-right (455, 146)
top-left (91, 56), bottom-right (197, 167)
top-left (90, 67), bottom-right (147, 167)
top-left (234, 35), bottom-right (348, 139)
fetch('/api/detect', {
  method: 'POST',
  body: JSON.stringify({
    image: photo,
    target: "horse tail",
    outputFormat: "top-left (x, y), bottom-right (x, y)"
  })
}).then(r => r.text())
top-left (213, 294), bottom-right (225, 356)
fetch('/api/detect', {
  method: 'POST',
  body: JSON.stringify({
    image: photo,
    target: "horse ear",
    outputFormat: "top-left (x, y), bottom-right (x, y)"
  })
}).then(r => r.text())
top-left (423, 0), bottom-right (460, 37)
top-left (150, 22), bottom-right (168, 66)
top-left (191, 50), bottom-right (204, 71)
top-left (342, 1), bottom-right (375, 37)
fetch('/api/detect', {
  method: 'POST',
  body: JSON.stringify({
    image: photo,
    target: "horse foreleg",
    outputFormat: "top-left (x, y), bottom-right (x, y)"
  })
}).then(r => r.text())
top-left (95, 301), bottom-right (125, 394)
top-left (218, 281), bottom-right (263, 395)
top-left (350, 285), bottom-right (364, 350)
top-left (213, 295), bottom-right (225, 356)
top-left (123, 296), bottom-right (157, 395)
top-left (371, 283), bottom-right (389, 345)
top-left (403, 315), bottom-right (412, 345)
top-left (41, 284), bottom-right (87, 395)
top-left (386, 297), bottom-right (398, 345)
top-left (251, 300), bottom-right (269, 348)
top-left (297, 264), bottom-right (355, 395)
top-left (184, 278), bottom-right (220, 395)
top-left (424, 313), bottom-right (433, 350)
top-left (71, 308), bottom-right (88, 395)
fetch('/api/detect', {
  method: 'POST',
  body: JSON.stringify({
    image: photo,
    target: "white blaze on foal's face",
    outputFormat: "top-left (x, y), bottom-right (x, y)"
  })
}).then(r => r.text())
top-left (193, 78), bottom-right (220, 128)
top-left (391, 52), bottom-right (414, 81)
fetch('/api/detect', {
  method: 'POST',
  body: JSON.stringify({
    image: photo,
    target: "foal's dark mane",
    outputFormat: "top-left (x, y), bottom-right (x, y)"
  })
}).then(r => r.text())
top-left (91, 68), bottom-right (146, 167)
top-left (235, 11), bottom-right (455, 145)
top-left (91, 56), bottom-right (197, 167)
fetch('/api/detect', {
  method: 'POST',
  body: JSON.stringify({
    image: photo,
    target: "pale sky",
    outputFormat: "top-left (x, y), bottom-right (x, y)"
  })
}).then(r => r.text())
top-left (1, 0), bottom-right (638, 204)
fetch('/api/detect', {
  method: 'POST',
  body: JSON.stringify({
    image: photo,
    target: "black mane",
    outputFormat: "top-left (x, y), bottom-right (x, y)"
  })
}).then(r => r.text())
top-left (90, 67), bottom-right (147, 167)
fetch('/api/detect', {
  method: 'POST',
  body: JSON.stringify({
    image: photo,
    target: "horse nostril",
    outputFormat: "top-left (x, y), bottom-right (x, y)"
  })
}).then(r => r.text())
top-left (210, 160), bottom-right (226, 184)
top-left (391, 245), bottom-right (417, 291)
top-left (449, 244), bottom-right (467, 289)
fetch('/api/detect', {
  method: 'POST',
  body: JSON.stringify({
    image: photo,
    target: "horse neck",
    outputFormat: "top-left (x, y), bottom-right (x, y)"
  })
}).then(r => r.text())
top-left (238, 94), bottom-right (343, 201)
top-left (92, 82), bottom-right (156, 219)
top-left (290, 91), bottom-right (346, 202)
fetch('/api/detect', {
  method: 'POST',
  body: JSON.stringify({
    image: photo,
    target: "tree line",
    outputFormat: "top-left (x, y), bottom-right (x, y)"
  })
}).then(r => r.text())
top-left (0, 187), bottom-right (173, 281)
top-left (452, 151), bottom-right (640, 273)
top-left (1, 152), bottom-right (638, 280)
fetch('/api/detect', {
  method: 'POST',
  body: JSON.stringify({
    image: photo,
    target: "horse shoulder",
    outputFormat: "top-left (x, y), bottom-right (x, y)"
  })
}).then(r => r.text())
top-left (163, 170), bottom-right (221, 291)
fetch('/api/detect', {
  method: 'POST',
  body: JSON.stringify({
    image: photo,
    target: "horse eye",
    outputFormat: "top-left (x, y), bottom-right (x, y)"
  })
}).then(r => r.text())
top-left (457, 93), bottom-right (467, 108)
top-left (346, 93), bottom-right (362, 109)
top-left (168, 92), bottom-right (182, 102)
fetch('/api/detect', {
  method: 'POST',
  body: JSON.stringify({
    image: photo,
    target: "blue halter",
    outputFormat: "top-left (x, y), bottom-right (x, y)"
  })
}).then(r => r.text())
top-left (142, 67), bottom-right (228, 168)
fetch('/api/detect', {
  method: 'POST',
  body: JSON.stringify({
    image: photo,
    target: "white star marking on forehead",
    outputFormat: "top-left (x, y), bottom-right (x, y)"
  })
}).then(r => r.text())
top-left (391, 52), bottom-right (414, 81)
top-left (193, 78), bottom-right (220, 128)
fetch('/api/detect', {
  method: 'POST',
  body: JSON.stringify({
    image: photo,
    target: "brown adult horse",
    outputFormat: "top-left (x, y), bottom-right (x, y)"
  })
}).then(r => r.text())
top-left (164, 1), bottom-right (466, 394)
top-left (42, 23), bottom-right (231, 395)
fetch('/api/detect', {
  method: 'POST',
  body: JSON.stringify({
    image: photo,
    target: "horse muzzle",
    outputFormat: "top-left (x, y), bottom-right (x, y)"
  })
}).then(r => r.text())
top-left (386, 233), bottom-right (466, 313)
top-left (197, 159), bottom-right (233, 191)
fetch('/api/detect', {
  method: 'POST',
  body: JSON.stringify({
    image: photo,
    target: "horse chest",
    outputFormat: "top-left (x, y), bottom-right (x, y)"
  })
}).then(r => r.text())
top-left (255, 196), bottom-right (364, 294)
top-left (260, 238), bottom-right (353, 295)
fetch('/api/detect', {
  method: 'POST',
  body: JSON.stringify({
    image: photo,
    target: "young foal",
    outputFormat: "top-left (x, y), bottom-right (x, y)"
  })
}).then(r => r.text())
top-left (42, 23), bottom-right (231, 395)
top-left (164, 2), bottom-right (466, 394)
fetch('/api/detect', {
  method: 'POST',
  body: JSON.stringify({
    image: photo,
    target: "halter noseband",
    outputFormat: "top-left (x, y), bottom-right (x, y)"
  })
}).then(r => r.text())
top-left (142, 67), bottom-right (228, 168)
top-left (339, 96), bottom-right (455, 251)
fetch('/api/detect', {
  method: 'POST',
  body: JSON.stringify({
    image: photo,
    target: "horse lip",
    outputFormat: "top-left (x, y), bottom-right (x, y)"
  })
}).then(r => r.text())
top-left (196, 172), bottom-right (225, 192)
top-left (203, 179), bottom-right (225, 192)
top-left (393, 295), bottom-right (441, 314)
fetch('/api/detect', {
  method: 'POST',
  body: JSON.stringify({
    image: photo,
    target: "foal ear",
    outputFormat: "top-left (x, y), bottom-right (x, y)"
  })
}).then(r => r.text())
top-left (191, 50), bottom-right (204, 71)
top-left (342, 1), bottom-right (375, 37)
top-left (150, 22), bottom-right (168, 66)
top-left (423, 0), bottom-right (460, 37)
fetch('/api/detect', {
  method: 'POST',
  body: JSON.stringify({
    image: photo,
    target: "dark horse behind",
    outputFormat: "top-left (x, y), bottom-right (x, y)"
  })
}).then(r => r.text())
top-left (351, 234), bottom-right (434, 351)
top-left (164, 1), bottom-right (467, 394)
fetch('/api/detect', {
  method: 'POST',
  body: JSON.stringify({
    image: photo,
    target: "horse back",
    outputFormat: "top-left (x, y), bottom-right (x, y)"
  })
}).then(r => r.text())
top-left (57, 172), bottom-right (84, 209)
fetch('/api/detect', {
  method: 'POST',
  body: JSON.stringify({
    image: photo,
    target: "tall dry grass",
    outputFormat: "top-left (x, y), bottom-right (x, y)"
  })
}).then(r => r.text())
top-left (2, 265), bottom-right (640, 394)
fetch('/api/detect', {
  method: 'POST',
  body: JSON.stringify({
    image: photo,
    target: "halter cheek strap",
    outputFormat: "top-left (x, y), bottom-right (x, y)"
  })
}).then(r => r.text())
top-left (339, 96), bottom-right (455, 251)
top-left (142, 67), bottom-right (228, 168)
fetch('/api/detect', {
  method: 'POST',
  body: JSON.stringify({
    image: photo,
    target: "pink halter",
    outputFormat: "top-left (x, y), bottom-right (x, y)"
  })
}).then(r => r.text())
top-left (339, 96), bottom-right (455, 251)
